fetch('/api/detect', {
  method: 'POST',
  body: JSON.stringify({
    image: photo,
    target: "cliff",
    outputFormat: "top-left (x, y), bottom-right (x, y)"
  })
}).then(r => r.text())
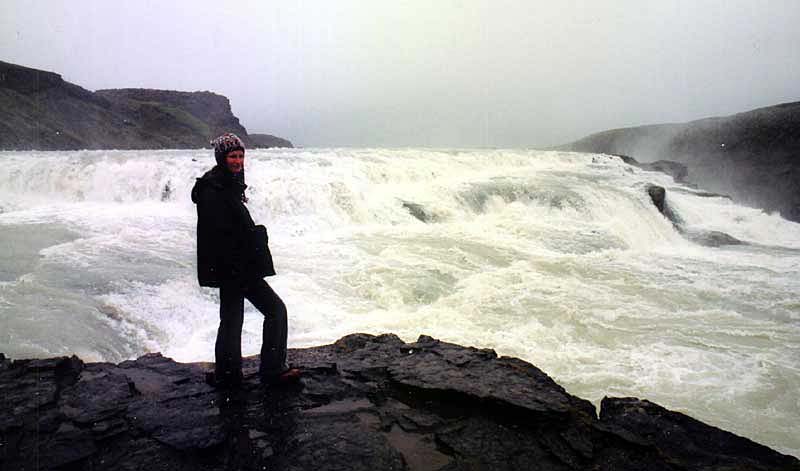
top-left (561, 102), bottom-right (800, 222)
top-left (0, 60), bottom-right (293, 150)
top-left (1, 334), bottom-right (797, 470)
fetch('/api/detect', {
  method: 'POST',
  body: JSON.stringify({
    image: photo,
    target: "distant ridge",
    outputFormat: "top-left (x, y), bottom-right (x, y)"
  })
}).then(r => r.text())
top-left (0, 60), bottom-right (293, 150)
top-left (561, 102), bottom-right (800, 222)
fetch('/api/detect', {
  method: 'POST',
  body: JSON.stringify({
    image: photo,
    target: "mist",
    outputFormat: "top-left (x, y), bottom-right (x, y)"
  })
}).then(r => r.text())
top-left (1, 0), bottom-right (799, 147)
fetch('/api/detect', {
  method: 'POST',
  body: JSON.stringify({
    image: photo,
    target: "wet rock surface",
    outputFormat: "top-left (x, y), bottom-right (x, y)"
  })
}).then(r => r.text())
top-left (1, 334), bottom-right (797, 470)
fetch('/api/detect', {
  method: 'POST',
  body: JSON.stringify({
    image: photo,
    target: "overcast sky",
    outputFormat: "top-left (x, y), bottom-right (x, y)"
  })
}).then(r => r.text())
top-left (2, 1), bottom-right (799, 147)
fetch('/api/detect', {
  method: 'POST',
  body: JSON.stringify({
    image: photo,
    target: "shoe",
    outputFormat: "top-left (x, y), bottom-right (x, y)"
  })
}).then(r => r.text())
top-left (261, 368), bottom-right (301, 386)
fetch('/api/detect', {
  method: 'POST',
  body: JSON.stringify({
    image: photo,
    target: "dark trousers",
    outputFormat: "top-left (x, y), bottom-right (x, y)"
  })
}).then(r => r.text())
top-left (215, 279), bottom-right (288, 384)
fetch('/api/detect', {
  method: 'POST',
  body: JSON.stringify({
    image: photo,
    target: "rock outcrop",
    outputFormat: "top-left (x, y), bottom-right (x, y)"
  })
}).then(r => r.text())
top-left (0, 60), bottom-right (292, 150)
top-left (561, 102), bottom-right (800, 222)
top-left (1, 334), bottom-right (796, 470)
top-left (615, 154), bottom-right (689, 184)
top-left (249, 133), bottom-right (293, 149)
top-left (645, 183), bottom-right (743, 247)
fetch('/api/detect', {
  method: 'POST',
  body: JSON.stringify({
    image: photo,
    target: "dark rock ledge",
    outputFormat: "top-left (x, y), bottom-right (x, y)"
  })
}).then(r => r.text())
top-left (1, 334), bottom-right (797, 471)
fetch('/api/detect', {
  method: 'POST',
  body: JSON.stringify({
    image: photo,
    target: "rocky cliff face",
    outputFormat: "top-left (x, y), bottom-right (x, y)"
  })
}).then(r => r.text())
top-left (562, 102), bottom-right (800, 222)
top-left (0, 61), bottom-right (292, 150)
top-left (1, 334), bottom-right (797, 470)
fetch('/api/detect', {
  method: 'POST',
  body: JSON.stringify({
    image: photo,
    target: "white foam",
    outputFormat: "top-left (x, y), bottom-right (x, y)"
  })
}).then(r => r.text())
top-left (667, 190), bottom-right (800, 249)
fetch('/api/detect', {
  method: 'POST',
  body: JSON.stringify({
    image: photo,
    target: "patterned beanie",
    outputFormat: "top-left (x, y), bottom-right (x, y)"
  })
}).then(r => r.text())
top-left (211, 133), bottom-right (245, 165)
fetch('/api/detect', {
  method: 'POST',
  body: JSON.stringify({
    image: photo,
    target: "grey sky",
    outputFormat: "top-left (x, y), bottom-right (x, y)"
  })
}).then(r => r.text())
top-left (2, 1), bottom-right (799, 147)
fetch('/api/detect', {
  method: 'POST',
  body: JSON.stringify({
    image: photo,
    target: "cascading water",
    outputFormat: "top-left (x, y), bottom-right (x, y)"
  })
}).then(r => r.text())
top-left (0, 148), bottom-right (798, 456)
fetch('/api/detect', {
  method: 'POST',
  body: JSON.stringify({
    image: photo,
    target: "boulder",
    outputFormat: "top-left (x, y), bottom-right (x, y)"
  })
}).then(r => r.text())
top-left (600, 397), bottom-right (795, 471)
top-left (401, 200), bottom-right (441, 223)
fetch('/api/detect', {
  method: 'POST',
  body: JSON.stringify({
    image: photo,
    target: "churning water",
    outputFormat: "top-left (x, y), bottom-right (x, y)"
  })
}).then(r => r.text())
top-left (0, 148), bottom-right (798, 456)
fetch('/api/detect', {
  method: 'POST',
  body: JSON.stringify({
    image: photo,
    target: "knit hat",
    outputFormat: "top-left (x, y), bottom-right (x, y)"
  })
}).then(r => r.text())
top-left (211, 133), bottom-right (245, 165)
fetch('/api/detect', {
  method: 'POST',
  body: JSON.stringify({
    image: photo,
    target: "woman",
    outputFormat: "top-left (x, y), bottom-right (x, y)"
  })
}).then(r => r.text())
top-left (191, 133), bottom-right (300, 388)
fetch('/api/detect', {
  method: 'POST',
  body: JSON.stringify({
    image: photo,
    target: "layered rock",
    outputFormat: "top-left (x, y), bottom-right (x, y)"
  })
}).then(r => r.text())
top-left (0, 60), bottom-right (293, 150)
top-left (562, 102), bottom-right (800, 222)
top-left (1, 334), bottom-right (797, 470)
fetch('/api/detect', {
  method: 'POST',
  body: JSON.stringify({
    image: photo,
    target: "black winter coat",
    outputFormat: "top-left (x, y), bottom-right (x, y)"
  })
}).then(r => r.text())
top-left (191, 165), bottom-right (275, 288)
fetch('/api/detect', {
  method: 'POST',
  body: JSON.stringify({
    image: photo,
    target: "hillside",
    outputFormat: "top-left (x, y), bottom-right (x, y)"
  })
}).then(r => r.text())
top-left (562, 102), bottom-right (800, 222)
top-left (0, 60), bottom-right (292, 150)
